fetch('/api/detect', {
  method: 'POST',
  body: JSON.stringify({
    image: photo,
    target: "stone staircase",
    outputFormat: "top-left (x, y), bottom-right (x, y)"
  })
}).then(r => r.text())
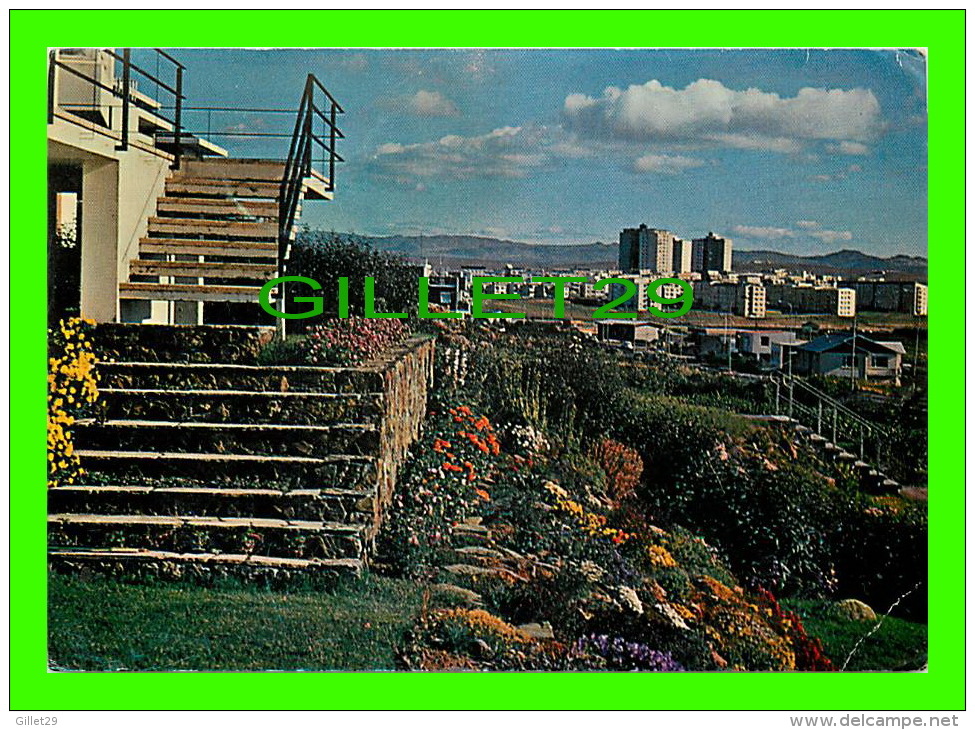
top-left (118, 158), bottom-right (330, 307)
top-left (48, 324), bottom-right (435, 586)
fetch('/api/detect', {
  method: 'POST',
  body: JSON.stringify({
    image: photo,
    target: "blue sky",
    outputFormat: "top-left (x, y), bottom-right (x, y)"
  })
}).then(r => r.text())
top-left (168, 48), bottom-right (927, 257)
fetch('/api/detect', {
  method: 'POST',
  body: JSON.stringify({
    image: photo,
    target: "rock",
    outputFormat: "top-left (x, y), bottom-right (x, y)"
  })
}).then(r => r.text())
top-left (454, 546), bottom-right (503, 560)
top-left (653, 602), bottom-right (690, 630)
top-left (579, 560), bottom-right (605, 582)
top-left (833, 598), bottom-right (877, 622)
top-left (443, 563), bottom-right (526, 582)
top-left (542, 480), bottom-right (569, 500)
top-left (354, 495), bottom-right (375, 512)
top-left (430, 583), bottom-right (483, 606)
top-left (616, 585), bottom-right (644, 615)
top-left (517, 622), bottom-right (554, 640)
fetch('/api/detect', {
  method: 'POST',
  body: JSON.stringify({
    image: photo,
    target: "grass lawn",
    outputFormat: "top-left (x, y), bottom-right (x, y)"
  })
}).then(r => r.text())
top-left (48, 572), bottom-right (426, 671)
top-left (783, 599), bottom-right (927, 671)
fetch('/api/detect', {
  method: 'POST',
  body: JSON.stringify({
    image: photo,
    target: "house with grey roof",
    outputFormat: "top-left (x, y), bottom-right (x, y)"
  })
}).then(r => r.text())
top-left (793, 332), bottom-right (906, 385)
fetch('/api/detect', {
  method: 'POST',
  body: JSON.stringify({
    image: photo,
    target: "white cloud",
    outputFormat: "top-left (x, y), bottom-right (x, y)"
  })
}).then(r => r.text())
top-left (632, 153), bottom-right (706, 174)
top-left (564, 78), bottom-right (883, 154)
top-left (370, 125), bottom-right (550, 180)
top-left (808, 229), bottom-right (854, 244)
top-left (733, 223), bottom-right (853, 245)
top-left (732, 225), bottom-right (795, 240)
top-left (826, 140), bottom-right (870, 155)
top-left (406, 90), bottom-right (459, 117)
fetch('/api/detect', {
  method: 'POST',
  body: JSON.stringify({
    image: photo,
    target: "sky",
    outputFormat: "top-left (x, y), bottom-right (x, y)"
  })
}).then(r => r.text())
top-left (165, 48), bottom-right (927, 257)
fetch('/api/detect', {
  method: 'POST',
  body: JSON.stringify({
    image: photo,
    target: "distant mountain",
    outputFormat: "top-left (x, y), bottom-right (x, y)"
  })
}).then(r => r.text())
top-left (339, 233), bottom-right (926, 279)
top-left (734, 249), bottom-right (927, 279)
top-left (352, 234), bottom-right (618, 269)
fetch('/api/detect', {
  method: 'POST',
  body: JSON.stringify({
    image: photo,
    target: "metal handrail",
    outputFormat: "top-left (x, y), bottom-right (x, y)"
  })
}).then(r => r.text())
top-left (277, 73), bottom-right (344, 275)
top-left (774, 371), bottom-right (886, 434)
top-left (48, 48), bottom-right (185, 169)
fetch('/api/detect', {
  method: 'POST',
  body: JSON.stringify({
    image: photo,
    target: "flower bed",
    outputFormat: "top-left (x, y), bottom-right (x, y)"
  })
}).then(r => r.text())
top-left (48, 317), bottom-right (99, 488)
top-left (383, 399), bottom-right (833, 671)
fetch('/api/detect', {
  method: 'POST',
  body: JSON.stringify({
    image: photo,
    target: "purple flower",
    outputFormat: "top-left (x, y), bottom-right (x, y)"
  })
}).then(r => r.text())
top-left (575, 634), bottom-right (684, 672)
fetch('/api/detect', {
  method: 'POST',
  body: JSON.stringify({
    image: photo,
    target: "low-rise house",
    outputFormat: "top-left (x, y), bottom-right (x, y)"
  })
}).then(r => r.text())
top-left (794, 333), bottom-right (906, 384)
top-left (737, 330), bottom-right (803, 368)
top-left (595, 320), bottom-right (661, 350)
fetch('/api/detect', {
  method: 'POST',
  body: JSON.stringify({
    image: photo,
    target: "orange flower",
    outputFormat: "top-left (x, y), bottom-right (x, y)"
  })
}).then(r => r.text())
top-left (458, 406), bottom-right (473, 416)
top-left (443, 462), bottom-right (464, 473)
top-left (475, 488), bottom-right (491, 501)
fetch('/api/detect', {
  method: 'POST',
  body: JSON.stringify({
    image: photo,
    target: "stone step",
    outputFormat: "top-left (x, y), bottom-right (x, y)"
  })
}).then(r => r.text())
top-left (48, 548), bottom-right (363, 584)
top-left (97, 361), bottom-right (383, 394)
top-left (95, 388), bottom-right (381, 424)
top-left (156, 196), bottom-right (281, 219)
top-left (92, 323), bottom-right (275, 364)
top-left (49, 485), bottom-right (376, 524)
top-left (166, 178), bottom-right (281, 199)
top-left (119, 282), bottom-right (264, 304)
top-left (76, 449), bottom-right (377, 489)
top-left (147, 216), bottom-right (278, 240)
top-left (49, 511), bottom-right (365, 560)
top-left (129, 259), bottom-right (278, 281)
top-left (139, 237), bottom-right (278, 259)
top-left (75, 419), bottom-right (380, 457)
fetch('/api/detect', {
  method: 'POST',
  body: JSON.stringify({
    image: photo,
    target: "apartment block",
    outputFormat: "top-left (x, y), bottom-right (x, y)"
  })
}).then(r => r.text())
top-left (607, 276), bottom-right (689, 313)
top-left (619, 224), bottom-right (676, 274)
top-left (852, 280), bottom-right (928, 316)
top-left (672, 237), bottom-right (693, 274)
top-left (692, 281), bottom-right (766, 319)
top-left (691, 232), bottom-right (733, 274)
top-left (765, 284), bottom-right (856, 317)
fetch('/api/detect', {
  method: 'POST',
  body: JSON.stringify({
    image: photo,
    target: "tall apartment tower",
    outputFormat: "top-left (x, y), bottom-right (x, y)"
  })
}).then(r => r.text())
top-left (692, 232), bottom-right (733, 274)
top-left (619, 224), bottom-right (676, 274)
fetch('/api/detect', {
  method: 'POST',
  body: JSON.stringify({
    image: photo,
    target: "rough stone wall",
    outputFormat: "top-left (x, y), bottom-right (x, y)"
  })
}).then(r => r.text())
top-left (370, 335), bottom-right (436, 522)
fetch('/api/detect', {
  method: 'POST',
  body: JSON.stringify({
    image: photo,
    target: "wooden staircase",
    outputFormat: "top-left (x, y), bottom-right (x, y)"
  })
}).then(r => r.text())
top-left (119, 158), bottom-right (331, 308)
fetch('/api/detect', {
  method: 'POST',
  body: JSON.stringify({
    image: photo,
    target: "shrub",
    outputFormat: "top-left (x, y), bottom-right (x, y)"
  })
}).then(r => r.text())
top-left (591, 439), bottom-right (643, 506)
top-left (285, 231), bottom-right (416, 328)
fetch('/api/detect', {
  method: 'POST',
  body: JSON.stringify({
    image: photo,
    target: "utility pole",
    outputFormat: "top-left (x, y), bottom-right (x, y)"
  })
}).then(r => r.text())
top-left (912, 312), bottom-right (921, 394)
top-left (850, 314), bottom-right (858, 392)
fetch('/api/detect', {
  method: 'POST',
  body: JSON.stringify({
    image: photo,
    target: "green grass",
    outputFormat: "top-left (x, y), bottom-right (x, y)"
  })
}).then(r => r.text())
top-left (48, 572), bottom-right (425, 671)
top-left (783, 599), bottom-right (927, 672)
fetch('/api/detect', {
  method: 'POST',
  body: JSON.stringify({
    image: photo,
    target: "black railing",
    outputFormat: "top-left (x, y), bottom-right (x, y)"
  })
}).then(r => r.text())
top-left (277, 74), bottom-right (344, 273)
top-left (48, 48), bottom-right (186, 169)
top-left (49, 53), bottom-right (344, 275)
